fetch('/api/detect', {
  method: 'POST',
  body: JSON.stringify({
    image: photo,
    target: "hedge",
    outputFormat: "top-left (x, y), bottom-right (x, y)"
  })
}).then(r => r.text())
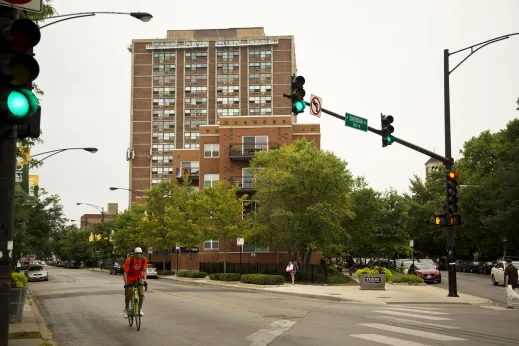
top-left (177, 271), bottom-right (207, 278)
top-left (327, 273), bottom-right (355, 284)
top-left (11, 272), bottom-right (28, 288)
top-left (391, 273), bottom-right (424, 284)
top-left (158, 270), bottom-right (175, 276)
top-left (209, 273), bottom-right (241, 281)
top-left (241, 274), bottom-right (285, 285)
top-left (355, 266), bottom-right (393, 282)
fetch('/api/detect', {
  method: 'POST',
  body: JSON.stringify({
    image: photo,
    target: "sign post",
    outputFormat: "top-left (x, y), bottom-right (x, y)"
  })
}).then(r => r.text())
top-left (237, 238), bottom-right (244, 274)
top-left (0, 0), bottom-right (43, 13)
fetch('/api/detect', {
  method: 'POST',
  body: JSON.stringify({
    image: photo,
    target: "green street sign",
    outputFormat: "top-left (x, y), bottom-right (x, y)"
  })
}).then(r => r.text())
top-left (345, 113), bottom-right (368, 132)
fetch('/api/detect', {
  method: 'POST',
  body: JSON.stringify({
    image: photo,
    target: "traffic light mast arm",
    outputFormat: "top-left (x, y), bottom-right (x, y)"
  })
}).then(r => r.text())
top-left (298, 98), bottom-right (452, 165)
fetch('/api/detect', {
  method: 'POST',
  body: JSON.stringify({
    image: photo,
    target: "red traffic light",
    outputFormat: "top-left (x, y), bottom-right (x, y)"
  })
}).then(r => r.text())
top-left (448, 171), bottom-right (458, 180)
top-left (292, 75), bottom-right (305, 89)
top-left (4, 19), bottom-right (41, 52)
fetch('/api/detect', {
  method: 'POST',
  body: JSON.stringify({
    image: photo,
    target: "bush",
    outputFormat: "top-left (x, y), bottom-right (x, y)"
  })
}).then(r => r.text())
top-left (391, 273), bottom-right (424, 284)
top-left (241, 274), bottom-right (285, 285)
top-left (177, 271), bottom-right (207, 278)
top-left (327, 273), bottom-right (355, 284)
top-left (209, 273), bottom-right (241, 281)
top-left (356, 266), bottom-right (392, 282)
top-left (158, 270), bottom-right (175, 276)
top-left (11, 272), bottom-right (28, 288)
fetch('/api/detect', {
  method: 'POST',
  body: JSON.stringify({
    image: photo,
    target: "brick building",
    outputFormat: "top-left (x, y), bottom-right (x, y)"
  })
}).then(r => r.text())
top-left (128, 27), bottom-right (322, 269)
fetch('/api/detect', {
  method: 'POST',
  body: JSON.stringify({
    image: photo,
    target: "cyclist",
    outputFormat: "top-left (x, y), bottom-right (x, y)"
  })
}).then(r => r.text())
top-left (122, 247), bottom-right (148, 318)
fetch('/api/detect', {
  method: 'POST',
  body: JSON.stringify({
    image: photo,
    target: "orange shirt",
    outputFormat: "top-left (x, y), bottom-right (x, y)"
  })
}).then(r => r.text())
top-left (122, 256), bottom-right (148, 283)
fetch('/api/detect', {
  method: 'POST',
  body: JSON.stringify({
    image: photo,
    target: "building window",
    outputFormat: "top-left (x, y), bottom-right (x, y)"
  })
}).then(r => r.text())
top-left (249, 85), bottom-right (272, 93)
top-left (152, 121), bottom-right (175, 129)
top-left (184, 143), bottom-right (200, 149)
top-left (152, 178), bottom-right (171, 186)
top-left (249, 96), bottom-right (272, 104)
top-left (152, 167), bottom-right (173, 175)
top-left (184, 132), bottom-right (200, 140)
top-left (217, 74), bottom-right (239, 82)
top-left (217, 63), bottom-right (239, 71)
top-left (152, 132), bottom-right (175, 141)
top-left (217, 51), bottom-right (239, 59)
top-left (185, 97), bottom-right (207, 105)
top-left (153, 87), bottom-right (175, 96)
top-left (249, 73), bottom-right (271, 82)
top-left (153, 109), bottom-right (175, 117)
top-left (217, 97), bottom-right (239, 105)
top-left (185, 52), bottom-right (207, 60)
top-left (153, 98), bottom-right (175, 106)
top-left (204, 144), bottom-right (219, 158)
top-left (185, 64), bottom-right (207, 71)
top-left (249, 108), bottom-right (272, 115)
top-left (152, 144), bottom-right (175, 152)
top-left (153, 75), bottom-right (175, 84)
top-left (181, 161), bottom-right (199, 174)
top-left (248, 50), bottom-right (271, 59)
top-left (151, 155), bottom-right (173, 163)
top-left (153, 64), bottom-right (175, 72)
top-left (204, 239), bottom-right (219, 250)
top-left (185, 74), bottom-right (208, 83)
top-left (185, 109), bottom-right (207, 117)
top-left (243, 136), bottom-right (268, 151)
top-left (217, 108), bottom-right (239, 116)
top-left (185, 86), bottom-right (207, 94)
top-left (204, 174), bottom-right (219, 188)
top-left (217, 85), bottom-right (239, 93)
top-left (185, 120), bottom-right (207, 130)
top-left (248, 62), bottom-right (271, 70)
top-left (153, 53), bottom-right (175, 61)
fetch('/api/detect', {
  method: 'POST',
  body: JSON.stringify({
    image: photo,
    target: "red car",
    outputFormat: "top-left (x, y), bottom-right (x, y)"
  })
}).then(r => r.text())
top-left (410, 263), bottom-right (441, 283)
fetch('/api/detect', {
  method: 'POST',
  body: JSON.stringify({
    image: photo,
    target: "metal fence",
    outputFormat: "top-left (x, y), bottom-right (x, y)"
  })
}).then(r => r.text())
top-left (199, 262), bottom-right (328, 283)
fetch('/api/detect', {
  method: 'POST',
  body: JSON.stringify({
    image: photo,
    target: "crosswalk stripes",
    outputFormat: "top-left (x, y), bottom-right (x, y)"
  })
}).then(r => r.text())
top-left (479, 305), bottom-right (513, 311)
top-left (350, 305), bottom-right (468, 345)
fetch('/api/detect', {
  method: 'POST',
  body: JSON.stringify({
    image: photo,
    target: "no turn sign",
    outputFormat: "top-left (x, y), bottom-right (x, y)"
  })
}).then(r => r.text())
top-left (310, 95), bottom-right (322, 118)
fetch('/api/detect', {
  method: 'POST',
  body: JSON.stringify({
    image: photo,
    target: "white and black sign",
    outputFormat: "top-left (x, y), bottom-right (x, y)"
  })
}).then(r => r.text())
top-left (364, 276), bottom-right (382, 284)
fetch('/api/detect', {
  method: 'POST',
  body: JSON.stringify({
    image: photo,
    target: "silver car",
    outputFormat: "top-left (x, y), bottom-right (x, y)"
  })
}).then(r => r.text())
top-left (146, 264), bottom-right (158, 279)
top-left (25, 265), bottom-right (48, 282)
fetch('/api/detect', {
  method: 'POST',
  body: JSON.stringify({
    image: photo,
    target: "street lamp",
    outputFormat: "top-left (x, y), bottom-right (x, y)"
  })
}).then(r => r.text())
top-left (109, 186), bottom-right (145, 198)
top-left (30, 147), bottom-right (98, 168)
top-left (76, 202), bottom-right (105, 221)
top-left (443, 32), bottom-right (519, 298)
top-left (39, 11), bottom-right (153, 29)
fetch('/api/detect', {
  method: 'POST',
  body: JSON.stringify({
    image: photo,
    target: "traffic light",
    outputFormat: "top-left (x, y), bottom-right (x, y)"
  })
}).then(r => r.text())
top-left (446, 171), bottom-right (458, 214)
top-left (434, 213), bottom-right (461, 226)
top-left (0, 11), bottom-right (41, 139)
top-left (291, 75), bottom-right (306, 115)
top-left (435, 214), bottom-right (447, 226)
top-left (381, 113), bottom-right (394, 147)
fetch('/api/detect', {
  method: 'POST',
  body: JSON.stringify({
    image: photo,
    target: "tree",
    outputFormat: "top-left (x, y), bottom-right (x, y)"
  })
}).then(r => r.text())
top-left (60, 228), bottom-right (91, 262)
top-left (199, 181), bottom-right (247, 273)
top-left (249, 139), bottom-right (354, 264)
top-left (112, 204), bottom-right (147, 256)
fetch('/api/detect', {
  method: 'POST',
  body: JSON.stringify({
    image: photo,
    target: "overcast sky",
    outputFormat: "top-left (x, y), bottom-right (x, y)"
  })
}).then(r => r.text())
top-left (29, 0), bottom-right (519, 223)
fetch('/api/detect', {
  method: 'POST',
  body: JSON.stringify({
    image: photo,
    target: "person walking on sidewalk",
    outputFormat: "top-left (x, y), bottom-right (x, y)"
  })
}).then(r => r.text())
top-left (505, 258), bottom-right (518, 309)
top-left (286, 259), bottom-right (299, 285)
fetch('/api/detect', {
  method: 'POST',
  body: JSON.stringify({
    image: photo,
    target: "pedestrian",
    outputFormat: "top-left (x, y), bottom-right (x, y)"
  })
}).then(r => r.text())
top-left (504, 258), bottom-right (518, 309)
top-left (347, 256), bottom-right (354, 276)
top-left (286, 259), bottom-right (299, 285)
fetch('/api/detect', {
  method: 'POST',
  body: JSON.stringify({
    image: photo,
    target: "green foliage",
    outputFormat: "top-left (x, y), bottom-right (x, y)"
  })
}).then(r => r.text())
top-left (241, 274), bottom-right (285, 285)
top-left (327, 273), bottom-right (355, 284)
top-left (177, 271), bottom-right (207, 278)
top-left (355, 267), bottom-right (392, 282)
top-left (11, 272), bottom-right (28, 288)
top-left (391, 272), bottom-right (424, 284)
top-left (158, 270), bottom-right (175, 275)
top-left (209, 273), bottom-right (241, 281)
top-left (112, 204), bottom-right (147, 255)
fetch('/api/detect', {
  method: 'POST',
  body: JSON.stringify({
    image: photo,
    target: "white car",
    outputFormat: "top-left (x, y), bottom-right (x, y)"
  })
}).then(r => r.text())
top-left (491, 261), bottom-right (519, 286)
top-left (146, 264), bottom-right (158, 279)
top-left (25, 264), bottom-right (48, 282)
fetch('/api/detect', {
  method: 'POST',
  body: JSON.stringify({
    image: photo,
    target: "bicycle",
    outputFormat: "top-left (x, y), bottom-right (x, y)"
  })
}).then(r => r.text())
top-left (124, 282), bottom-right (147, 330)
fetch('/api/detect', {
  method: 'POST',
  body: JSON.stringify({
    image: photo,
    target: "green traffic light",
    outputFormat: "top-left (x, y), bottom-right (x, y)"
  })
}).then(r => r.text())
top-left (295, 100), bottom-right (305, 112)
top-left (8, 90), bottom-right (29, 118)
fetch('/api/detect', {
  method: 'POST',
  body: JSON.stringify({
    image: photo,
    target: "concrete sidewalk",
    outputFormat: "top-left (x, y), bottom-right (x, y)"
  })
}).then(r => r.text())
top-left (8, 293), bottom-right (53, 346)
top-left (159, 275), bottom-right (491, 305)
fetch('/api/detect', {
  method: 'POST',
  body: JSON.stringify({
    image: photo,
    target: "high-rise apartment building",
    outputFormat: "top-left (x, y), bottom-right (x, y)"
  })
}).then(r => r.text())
top-left (128, 27), bottom-right (320, 205)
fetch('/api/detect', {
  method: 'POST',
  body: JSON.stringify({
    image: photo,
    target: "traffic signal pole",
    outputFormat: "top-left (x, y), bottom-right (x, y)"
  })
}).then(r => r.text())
top-left (0, 125), bottom-right (17, 346)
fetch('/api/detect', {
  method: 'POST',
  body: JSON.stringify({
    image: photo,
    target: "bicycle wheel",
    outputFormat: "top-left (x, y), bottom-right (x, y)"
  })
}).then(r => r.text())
top-left (127, 300), bottom-right (134, 327)
top-left (135, 298), bottom-right (141, 331)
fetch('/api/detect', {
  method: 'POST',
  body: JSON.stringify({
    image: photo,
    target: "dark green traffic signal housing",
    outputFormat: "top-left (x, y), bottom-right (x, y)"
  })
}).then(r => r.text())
top-left (291, 75), bottom-right (306, 115)
top-left (381, 114), bottom-right (394, 147)
top-left (446, 171), bottom-right (459, 214)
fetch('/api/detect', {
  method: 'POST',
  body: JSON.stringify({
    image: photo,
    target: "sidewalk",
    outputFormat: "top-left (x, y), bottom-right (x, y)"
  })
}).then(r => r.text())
top-left (159, 275), bottom-right (491, 306)
top-left (8, 293), bottom-right (53, 346)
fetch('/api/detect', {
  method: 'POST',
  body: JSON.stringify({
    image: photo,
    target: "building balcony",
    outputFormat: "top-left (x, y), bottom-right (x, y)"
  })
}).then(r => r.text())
top-left (229, 176), bottom-right (255, 193)
top-left (176, 168), bottom-right (199, 181)
top-left (229, 142), bottom-right (280, 161)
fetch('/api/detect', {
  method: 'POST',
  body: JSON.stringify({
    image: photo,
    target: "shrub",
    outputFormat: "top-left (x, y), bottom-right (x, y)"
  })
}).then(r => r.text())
top-left (356, 266), bottom-right (392, 282)
top-left (177, 271), bottom-right (207, 278)
top-left (11, 272), bottom-right (28, 288)
top-left (391, 273), bottom-right (424, 284)
top-left (158, 270), bottom-right (175, 275)
top-left (241, 274), bottom-right (285, 285)
top-left (209, 273), bottom-right (241, 281)
top-left (209, 273), bottom-right (220, 280)
top-left (327, 273), bottom-right (355, 284)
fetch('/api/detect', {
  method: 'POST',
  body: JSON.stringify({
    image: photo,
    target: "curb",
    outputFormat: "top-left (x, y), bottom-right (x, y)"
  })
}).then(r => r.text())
top-left (28, 293), bottom-right (53, 344)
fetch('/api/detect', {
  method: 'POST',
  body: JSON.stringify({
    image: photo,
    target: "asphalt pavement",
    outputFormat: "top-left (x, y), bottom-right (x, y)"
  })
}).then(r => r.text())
top-left (28, 267), bottom-right (519, 346)
top-left (435, 270), bottom-right (508, 304)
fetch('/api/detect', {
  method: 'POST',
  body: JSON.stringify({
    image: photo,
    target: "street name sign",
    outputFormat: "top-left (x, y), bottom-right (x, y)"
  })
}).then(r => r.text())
top-left (345, 113), bottom-right (368, 132)
top-left (0, 0), bottom-right (42, 13)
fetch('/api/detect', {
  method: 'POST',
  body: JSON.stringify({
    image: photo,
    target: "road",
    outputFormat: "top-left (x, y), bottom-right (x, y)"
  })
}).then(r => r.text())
top-left (436, 271), bottom-right (508, 304)
top-left (28, 266), bottom-right (519, 346)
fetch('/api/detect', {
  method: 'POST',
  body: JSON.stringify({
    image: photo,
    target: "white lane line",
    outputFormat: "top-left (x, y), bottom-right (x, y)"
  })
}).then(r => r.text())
top-left (350, 334), bottom-right (429, 345)
top-left (385, 307), bottom-right (451, 315)
top-left (480, 306), bottom-right (513, 311)
top-left (360, 323), bottom-right (467, 341)
top-left (367, 316), bottom-right (459, 330)
top-left (373, 310), bottom-right (452, 321)
top-left (388, 305), bottom-right (442, 311)
top-left (246, 319), bottom-right (296, 346)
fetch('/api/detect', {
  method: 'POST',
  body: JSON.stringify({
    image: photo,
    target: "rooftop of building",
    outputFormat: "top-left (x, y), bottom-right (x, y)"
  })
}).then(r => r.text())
top-left (133, 27), bottom-right (293, 42)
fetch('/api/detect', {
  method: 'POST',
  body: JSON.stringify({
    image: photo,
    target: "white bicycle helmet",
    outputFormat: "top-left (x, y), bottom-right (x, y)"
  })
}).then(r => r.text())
top-left (134, 247), bottom-right (143, 253)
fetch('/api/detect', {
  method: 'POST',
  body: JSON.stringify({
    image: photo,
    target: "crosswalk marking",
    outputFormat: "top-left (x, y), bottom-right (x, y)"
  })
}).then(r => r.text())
top-left (388, 305), bottom-right (442, 311)
top-left (367, 316), bottom-right (459, 330)
top-left (373, 310), bottom-right (453, 321)
top-left (350, 334), bottom-right (429, 345)
top-left (480, 306), bottom-right (513, 311)
top-left (384, 307), bottom-right (451, 315)
top-left (359, 323), bottom-right (467, 341)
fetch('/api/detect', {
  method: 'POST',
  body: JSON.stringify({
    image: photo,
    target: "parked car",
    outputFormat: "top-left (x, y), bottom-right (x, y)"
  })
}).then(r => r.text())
top-left (110, 262), bottom-right (124, 275)
top-left (409, 263), bottom-right (442, 283)
top-left (477, 261), bottom-right (494, 274)
top-left (491, 260), bottom-right (519, 285)
top-left (146, 264), bottom-right (158, 279)
top-left (464, 261), bottom-right (480, 273)
top-left (24, 264), bottom-right (48, 282)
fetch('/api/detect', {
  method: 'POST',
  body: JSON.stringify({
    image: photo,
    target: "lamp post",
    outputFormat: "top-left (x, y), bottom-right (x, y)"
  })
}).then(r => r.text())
top-left (109, 186), bottom-right (145, 198)
top-left (39, 11), bottom-right (153, 29)
top-left (30, 147), bottom-right (98, 168)
top-left (76, 202), bottom-right (104, 221)
top-left (443, 32), bottom-right (519, 298)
